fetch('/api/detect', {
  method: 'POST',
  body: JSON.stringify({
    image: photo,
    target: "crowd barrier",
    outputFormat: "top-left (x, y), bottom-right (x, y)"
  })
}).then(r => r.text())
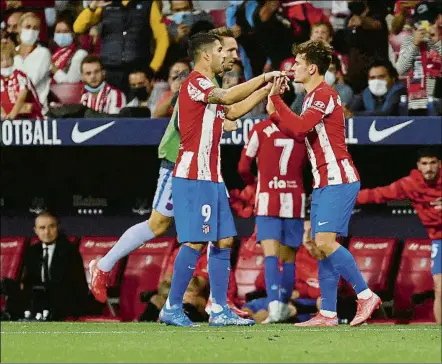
top-left (1, 116), bottom-right (441, 146)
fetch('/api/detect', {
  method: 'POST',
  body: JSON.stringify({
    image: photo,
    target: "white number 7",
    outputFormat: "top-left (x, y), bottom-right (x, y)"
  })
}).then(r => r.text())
top-left (274, 138), bottom-right (294, 176)
top-left (202, 204), bottom-right (212, 222)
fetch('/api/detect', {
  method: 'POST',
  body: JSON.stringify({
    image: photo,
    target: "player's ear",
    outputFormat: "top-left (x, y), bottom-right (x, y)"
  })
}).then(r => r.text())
top-left (309, 64), bottom-right (316, 75)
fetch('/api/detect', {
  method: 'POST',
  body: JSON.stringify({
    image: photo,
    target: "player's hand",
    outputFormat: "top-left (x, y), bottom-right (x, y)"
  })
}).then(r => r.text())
top-left (269, 76), bottom-right (286, 96)
top-left (264, 71), bottom-right (287, 83)
top-left (266, 95), bottom-right (276, 115)
top-left (223, 119), bottom-right (238, 132)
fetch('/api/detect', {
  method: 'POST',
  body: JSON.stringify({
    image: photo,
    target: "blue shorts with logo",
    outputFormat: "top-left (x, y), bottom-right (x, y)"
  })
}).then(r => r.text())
top-left (310, 182), bottom-right (360, 238)
top-left (172, 177), bottom-right (237, 243)
top-left (256, 216), bottom-right (304, 248)
top-left (431, 239), bottom-right (442, 275)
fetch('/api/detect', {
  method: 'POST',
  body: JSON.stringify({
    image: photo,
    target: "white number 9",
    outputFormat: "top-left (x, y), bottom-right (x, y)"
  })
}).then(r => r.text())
top-left (202, 204), bottom-right (211, 223)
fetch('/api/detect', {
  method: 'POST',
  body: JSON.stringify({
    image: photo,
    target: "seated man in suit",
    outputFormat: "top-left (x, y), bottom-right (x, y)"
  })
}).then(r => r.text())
top-left (22, 211), bottom-right (89, 321)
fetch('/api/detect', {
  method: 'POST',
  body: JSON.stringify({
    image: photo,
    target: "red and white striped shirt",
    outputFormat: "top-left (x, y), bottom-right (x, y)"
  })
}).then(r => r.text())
top-left (173, 71), bottom-right (225, 182)
top-left (271, 82), bottom-right (359, 188)
top-left (80, 82), bottom-right (126, 115)
top-left (238, 119), bottom-right (307, 218)
top-left (1, 69), bottom-right (43, 119)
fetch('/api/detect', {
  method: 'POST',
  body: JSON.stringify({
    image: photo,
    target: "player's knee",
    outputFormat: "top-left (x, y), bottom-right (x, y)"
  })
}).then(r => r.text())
top-left (280, 246), bottom-right (296, 263)
top-left (148, 213), bottom-right (172, 236)
top-left (261, 239), bottom-right (280, 257)
top-left (314, 232), bottom-right (338, 253)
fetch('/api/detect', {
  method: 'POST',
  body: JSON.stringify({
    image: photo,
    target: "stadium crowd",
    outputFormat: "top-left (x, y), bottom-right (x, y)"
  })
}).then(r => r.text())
top-left (1, 0), bottom-right (441, 119)
top-left (0, 0), bottom-right (441, 325)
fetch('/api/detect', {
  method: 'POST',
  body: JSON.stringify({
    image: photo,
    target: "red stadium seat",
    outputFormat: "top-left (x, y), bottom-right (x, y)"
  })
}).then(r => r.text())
top-left (235, 234), bottom-right (265, 305)
top-left (0, 237), bottom-right (27, 280)
top-left (394, 238), bottom-right (434, 321)
top-left (0, 237), bottom-right (27, 311)
top-left (210, 9), bottom-right (226, 27)
top-left (119, 237), bottom-right (177, 321)
top-left (50, 83), bottom-right (84, 105)
top-left (349, 237), bottom-right (398, 296)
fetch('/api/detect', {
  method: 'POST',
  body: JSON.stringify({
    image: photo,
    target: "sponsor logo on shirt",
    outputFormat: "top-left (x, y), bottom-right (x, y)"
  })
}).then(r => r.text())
top-left (188, 82), bottom-right (205, 102)
top-left (268, 177), bottom-right (298, 189)
top-left (197, 78), bottom-right (213, 90)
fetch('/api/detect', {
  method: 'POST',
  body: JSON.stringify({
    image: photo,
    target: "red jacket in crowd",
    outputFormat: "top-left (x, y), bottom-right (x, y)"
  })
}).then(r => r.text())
top-left (357, 170), bottom-right (442, 240)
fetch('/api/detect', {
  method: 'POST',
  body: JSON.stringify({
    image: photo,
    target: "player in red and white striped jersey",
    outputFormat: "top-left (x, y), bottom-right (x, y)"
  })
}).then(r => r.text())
top-left (238, 115), bottom-right (307, 322)
top-left (80, 56), bottom-right (126, 115)
top-left (268, 40), bottom-right (380, 327)
top-left (161, 32), bottom-right (284, 327)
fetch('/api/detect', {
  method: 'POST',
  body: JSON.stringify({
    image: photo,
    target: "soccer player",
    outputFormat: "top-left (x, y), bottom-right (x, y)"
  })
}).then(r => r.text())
top-left (267, 40), bottom-right (381, 327)
top-left (356, 148), bottom-right (441, 324)
top-left (89, 31), bottom-right (274, 310)
top-left (159, 32), bottom-right (283, 327)
top-left (238, 102), bottom-right (307, 322)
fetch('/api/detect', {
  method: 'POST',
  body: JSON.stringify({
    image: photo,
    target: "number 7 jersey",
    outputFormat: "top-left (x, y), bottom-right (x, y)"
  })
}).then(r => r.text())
top-left (238, 119), bottom-right (307, 218)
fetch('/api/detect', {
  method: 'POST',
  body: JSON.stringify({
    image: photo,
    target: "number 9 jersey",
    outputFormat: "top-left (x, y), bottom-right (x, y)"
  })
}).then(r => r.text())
top-left (238, 119), bottom-right (307, 218)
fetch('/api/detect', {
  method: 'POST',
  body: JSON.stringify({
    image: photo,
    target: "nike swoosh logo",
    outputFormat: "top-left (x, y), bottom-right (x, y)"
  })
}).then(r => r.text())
top-left (188, 266), bottom-right (196, 270)
top-left (318, 221), bottom-right (328, 226)
top-left (368, 119), bottom-right (414, 143)
top-left (71, 121), bottom-right (116, 144)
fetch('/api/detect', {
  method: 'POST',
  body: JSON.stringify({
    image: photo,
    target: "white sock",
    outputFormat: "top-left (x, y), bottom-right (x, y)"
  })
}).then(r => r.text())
top-left (98, 221), bottom-right (155, 272)
top-left (357, 288), bottom-right (373, 300)
top-left (320, 309), bottom-right (337, 318)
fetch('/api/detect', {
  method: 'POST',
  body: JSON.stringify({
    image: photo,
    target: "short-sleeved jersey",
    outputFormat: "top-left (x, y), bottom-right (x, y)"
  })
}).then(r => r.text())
top-left (1, 69), bottom-right (43, 119)
top-left (173, 71), bottom-right (225, 182)
top-left (239, 119), bottom-right (307, 218)
top-left (301, 82), bottom-right (359, 188)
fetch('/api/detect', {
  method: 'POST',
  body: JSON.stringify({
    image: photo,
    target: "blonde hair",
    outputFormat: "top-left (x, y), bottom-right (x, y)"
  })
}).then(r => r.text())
top-left (1, 42), bottom-right (16, 60)
top-left (19, 12), bottom-right (41, 28)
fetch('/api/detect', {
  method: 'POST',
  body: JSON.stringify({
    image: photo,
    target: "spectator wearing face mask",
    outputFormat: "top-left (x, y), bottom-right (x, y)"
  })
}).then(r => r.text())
top-left (13, 12), bottom-right (51, 114)
top-left (127, 69), bottom-right (154, 108)
top-left (80, 55), bottom-right (126, 116)
top-left (396, 1), bottom-right (441, 113)
top-left (348, 59), bottom-right (407, 117)
top-left (51, 15), bottom-right (88, 84)
top-left (166, 0), bottom-right (214, 60)
top-left (1, 42), bottom-right (43, 120)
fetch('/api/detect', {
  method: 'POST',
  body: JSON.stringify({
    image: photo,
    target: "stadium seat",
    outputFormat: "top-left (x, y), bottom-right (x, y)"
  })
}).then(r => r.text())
top-left (0, 237), bottom-right (27, 311)
top-left (50, 83), bottom-right (84, 105)
top-left (394, 238), bottom-right (434, 322)
top-left (235, 234), bottom-right (265, 305)
top-left (349, 237), bottom-right (398, 298)
top-left (0, 237), bottom-right (27, 280)
top-left (119, 237), bottom-right (177, 321)
top-left (210, 9), bottom-right (226, 27)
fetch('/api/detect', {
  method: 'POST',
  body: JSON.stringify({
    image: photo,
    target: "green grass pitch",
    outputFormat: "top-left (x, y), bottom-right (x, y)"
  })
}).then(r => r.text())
top-left (1, 322), bottom-right (441, 363)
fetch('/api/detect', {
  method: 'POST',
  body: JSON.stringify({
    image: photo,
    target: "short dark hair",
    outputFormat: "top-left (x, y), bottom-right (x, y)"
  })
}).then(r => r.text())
top-left (81, 55), bottom-right (103, 73)
top-left (292, 40), bottom-right (332, 75)
top-left (417, 147), bottom-right (441, 161)
top-left (188, 32), bottom-right (222, 62)
top-left (368, 58), bottom-right (398, 80)
top-left (129, 67), bottom-right (154, 80)
top-left (55, 10), bottom-right (75, 30)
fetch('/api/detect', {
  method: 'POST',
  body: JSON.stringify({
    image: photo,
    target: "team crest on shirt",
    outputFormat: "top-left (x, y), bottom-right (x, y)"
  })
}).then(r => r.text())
top-left (188, 82), bottom-right (205, 101)
top-left (313, 100), bottom-right (326, 109)
top-left (202, 224), bottom-right (210, 234)
top-left (197, 78), bottom-right (213, 90)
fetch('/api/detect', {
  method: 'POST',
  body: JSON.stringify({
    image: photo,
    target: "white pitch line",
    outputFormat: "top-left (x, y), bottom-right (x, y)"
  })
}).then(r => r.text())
top-left (2, 327), bottom-right (441, 335)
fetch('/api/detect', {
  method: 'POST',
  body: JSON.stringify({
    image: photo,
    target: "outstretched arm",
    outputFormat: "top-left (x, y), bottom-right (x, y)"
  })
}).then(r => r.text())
top-left (224, 83), bottom-right (271, 120)
top-left (207, 71), bottom-right (284, 105)
top-left (357, 177), bottom-right (410, 205)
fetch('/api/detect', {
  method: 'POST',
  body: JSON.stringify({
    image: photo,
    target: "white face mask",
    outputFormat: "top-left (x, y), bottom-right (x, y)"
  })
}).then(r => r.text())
top-left (368, 79), bottom-right (388, 97)
top-left (1, 66), bottom-right (14, 77)
top-left (20, 28), bottom-right (39, 45)
top-left (325, 71), bottom-right (336, 86)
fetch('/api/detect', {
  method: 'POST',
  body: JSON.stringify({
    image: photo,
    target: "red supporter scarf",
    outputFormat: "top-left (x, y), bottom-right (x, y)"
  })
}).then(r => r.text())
top-left (407, 43), bottom-right (442, 101)
top-left (52, 43), bottom-right (76, 72)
